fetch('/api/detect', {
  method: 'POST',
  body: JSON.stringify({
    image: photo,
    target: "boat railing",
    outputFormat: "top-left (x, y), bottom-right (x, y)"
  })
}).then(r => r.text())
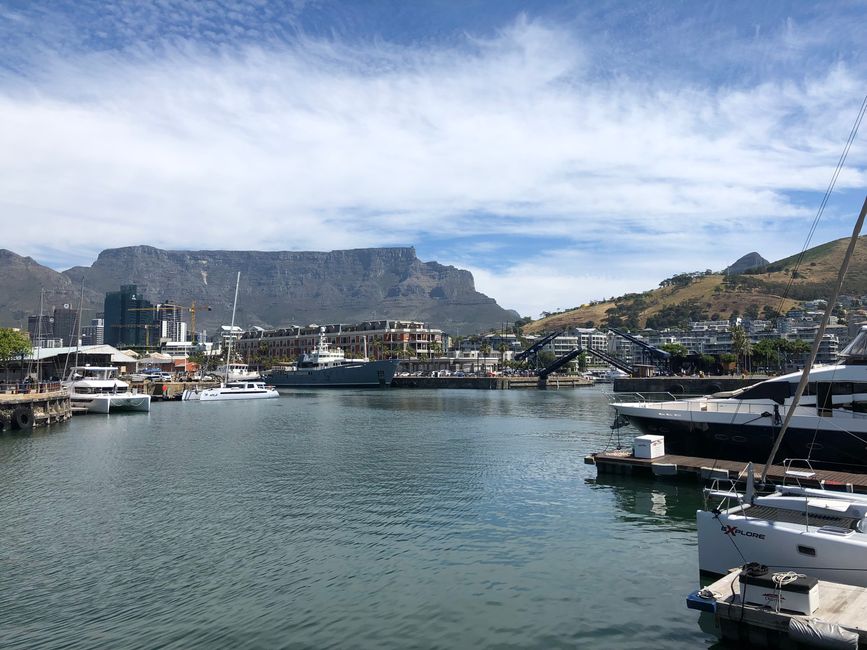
top-left (703, 476), bottom-right (749, 513)
top-left (0, 380), bottom-right (64, 395)
top-left (605, 391), bottom-right (680, 404)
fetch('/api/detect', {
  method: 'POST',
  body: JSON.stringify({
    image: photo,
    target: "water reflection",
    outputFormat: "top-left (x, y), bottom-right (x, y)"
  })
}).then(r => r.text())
top-left (586, 473), bottom-right (702, 532)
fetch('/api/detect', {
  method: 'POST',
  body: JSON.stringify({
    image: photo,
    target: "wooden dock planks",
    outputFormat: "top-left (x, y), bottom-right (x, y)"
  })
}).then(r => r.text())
top-left (707, 571), bottom-right (867, 645)
top-left (586, 450), bottom-right (867, 493)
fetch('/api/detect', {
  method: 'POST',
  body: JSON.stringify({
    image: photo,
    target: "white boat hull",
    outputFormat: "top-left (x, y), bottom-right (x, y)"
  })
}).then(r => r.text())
top-left (182, 383), bottom-right (279, 401)
top-left (697, 507), bottom-right (867, 587)
top-left (72, 394), bottom-right (151, 413)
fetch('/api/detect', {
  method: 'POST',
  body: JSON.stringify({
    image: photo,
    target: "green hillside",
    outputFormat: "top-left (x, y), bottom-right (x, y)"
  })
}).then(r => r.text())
top-left (524, 235), bottom-right (867, 334)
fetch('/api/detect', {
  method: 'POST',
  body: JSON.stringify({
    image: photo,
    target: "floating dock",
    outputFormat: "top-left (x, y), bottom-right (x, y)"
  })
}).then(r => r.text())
top-left (689, 570), bottom-right (866, 648)
top-left (585, 450), bottom-right (867, 494)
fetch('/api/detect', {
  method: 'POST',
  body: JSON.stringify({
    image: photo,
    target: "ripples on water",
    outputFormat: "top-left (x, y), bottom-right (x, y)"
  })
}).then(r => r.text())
top-left (0, 387), bottom-right (716, 649)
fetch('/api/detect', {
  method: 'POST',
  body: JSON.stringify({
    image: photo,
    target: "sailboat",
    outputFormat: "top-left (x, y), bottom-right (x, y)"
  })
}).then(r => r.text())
top-left (181, 272), bottom-right (279, 402)
top-left (694, 195), bottom-right (867, 589)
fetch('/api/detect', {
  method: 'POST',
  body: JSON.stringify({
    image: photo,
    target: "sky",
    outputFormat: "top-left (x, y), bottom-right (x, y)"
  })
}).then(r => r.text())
top-left (2, 1), bottom-right (867, 319)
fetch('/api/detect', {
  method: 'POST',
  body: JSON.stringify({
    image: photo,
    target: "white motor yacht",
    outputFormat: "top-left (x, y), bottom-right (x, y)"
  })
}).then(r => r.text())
top-left (63, 365), bottom-right (151, 413)
top-left (610, 325), bottom-right (867, 472)
top-left (213, 363), bottom-right (259, 382)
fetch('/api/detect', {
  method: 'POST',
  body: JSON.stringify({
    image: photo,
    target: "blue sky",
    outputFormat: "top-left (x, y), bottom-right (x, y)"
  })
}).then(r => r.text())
top-left (2, 1), bottom-right (867, 318)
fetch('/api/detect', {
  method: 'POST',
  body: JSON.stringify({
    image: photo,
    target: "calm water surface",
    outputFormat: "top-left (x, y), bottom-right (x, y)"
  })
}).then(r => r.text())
top-left (0, 387), bottom-right (718, 649)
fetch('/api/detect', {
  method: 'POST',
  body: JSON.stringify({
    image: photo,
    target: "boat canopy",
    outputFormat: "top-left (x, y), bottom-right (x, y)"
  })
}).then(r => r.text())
top-left (839, 325), bottom-right (867, 364)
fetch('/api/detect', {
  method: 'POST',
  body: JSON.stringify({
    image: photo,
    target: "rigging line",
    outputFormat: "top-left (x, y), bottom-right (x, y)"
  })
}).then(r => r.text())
top-left (712, 512), bottom-right (748, 564)
top-left (775, 92), bottom-right (867, 314)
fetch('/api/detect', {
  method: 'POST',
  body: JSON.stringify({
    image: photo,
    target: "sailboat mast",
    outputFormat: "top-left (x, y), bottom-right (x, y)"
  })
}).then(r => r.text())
top-left (224, 271), bottom-right (241, 384)
top-left (34, 288), bottom-right (45, 383)
top-left (760, 195), bottom-right (867, 483)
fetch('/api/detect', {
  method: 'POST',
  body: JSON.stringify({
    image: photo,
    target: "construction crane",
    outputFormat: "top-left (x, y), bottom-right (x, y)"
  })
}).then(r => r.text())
top-left (127, 302), bottom-right (212, 344)
top-left (110, 322), bottom-right (160, 349)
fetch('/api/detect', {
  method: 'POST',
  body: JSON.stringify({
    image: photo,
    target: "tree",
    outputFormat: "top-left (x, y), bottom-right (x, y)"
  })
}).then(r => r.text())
top-left (660, 343), bottom-right (688, 358)
top-left (743, 304), bottom-right (760, 320)
top-left (762, 305), bottom-right (781, 320)
top-left (752, 339), bottom-right (782, 372)
top-left (730, 325), bottom-right (751, 373)
top-left (719, 353), bottom-right (737, 373)
top-left (0, 328), bottom-right (32, 383)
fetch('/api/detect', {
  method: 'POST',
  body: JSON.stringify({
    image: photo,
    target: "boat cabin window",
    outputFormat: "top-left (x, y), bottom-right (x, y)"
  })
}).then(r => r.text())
top-left (806, 382), bottom-right (867, 414)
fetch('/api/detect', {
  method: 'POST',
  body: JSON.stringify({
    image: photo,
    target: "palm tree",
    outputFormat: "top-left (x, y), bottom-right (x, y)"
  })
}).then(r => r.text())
top-left (731, 325), bottom-right (752, 374)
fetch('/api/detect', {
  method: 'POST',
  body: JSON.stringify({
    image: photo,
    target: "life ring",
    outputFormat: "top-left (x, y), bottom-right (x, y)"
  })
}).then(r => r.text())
top-left (706, 383), bottom-right (722, 394)
top-left (669, 383), bottom-right (685, 395)
top-left (12, 406), bottom-right (34, 431)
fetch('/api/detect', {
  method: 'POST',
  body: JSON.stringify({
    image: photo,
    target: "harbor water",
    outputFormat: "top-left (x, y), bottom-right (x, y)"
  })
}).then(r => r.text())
top-left (0, 386), bottom-right (718, 648)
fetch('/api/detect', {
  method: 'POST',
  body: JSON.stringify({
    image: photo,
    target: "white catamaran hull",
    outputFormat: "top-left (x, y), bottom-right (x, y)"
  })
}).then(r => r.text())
top-left (71, 394), bottom-right (151, 413)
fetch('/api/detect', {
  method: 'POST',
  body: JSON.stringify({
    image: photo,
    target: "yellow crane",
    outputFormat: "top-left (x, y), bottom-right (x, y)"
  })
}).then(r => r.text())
top-left (127, 302), bottom-right (212, 345)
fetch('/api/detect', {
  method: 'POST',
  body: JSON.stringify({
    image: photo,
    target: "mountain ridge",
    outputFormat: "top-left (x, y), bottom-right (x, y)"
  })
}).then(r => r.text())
top-left (0, 246), bottom-right (519, 334)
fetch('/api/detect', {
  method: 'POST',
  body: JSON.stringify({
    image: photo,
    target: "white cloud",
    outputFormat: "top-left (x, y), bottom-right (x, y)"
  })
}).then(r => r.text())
top-left (1, 14), bottom-right (866, 318)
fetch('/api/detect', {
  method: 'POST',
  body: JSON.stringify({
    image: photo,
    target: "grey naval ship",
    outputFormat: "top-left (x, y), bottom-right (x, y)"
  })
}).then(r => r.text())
top-left (266, 328), bottom-right (400, 387)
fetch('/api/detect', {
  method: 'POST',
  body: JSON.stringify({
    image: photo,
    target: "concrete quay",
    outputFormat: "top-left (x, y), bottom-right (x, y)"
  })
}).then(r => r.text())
top-left (391, 375), bottom-right (594, 389)
top-left (0, 388), bottom-right (72, 431)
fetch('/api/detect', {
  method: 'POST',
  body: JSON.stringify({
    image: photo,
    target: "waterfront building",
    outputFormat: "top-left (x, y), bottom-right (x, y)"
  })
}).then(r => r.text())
top-left (103, 285), bottom-right (156, 348)
top-left (688, 320), bottom-right (730, 333)
top-left (27, 314), bottom-right (54, 345)
top-left (155, 303), bottom-right (187, 343)
top-left (51, 305), bottom-right (80, 347)
top-left (236, 320), bottom-right (444, 363)
top-left (81, 318), bottom-right (105, 346)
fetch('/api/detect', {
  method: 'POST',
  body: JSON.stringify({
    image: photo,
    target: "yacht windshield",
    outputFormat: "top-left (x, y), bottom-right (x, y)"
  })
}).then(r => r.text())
top-left (839, 326), bottom-right (867, 364)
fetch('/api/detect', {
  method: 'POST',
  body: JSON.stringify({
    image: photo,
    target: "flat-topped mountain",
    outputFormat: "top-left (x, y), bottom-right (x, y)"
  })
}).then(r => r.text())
top-left (1, 246), bottom-right (518, 334)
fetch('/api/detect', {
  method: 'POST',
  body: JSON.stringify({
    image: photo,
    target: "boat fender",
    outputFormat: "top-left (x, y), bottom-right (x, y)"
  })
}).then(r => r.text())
top-left (12, 406), bottom-right (34, 431)
top-left (789, 616), bottom-right (858, 649)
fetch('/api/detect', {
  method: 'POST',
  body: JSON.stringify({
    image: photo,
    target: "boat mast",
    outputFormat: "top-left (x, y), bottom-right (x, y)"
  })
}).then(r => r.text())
top-left (760, 195), bottom-right (867, 484)
top-left (62, 278), bottom-right (86, 382)
top-left (224, 271), bottom-right (241, 385)
top-left (34, 288), bottom-right (45, 383)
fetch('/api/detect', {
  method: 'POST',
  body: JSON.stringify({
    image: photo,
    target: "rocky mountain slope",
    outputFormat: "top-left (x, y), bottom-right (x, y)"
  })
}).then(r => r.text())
top-left (0, 246), bottom-right (518, 334)
top-left (724, 252), bottom-right (769, 275)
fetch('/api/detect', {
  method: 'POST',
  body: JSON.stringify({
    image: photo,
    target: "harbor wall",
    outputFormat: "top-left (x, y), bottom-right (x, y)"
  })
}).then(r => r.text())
top-left (0, 388), bottom-right (71, 431)
top-left (612, 376), bottom-right (762, 395)
top-left (392, 376), bottom-right (594, 389)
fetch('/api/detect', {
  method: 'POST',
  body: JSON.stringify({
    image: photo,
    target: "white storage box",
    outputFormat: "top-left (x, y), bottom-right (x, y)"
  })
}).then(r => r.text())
top-left (634, 435), bottom-right (665, 459)
top-left (740, 573), bottom-right (820, 615)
